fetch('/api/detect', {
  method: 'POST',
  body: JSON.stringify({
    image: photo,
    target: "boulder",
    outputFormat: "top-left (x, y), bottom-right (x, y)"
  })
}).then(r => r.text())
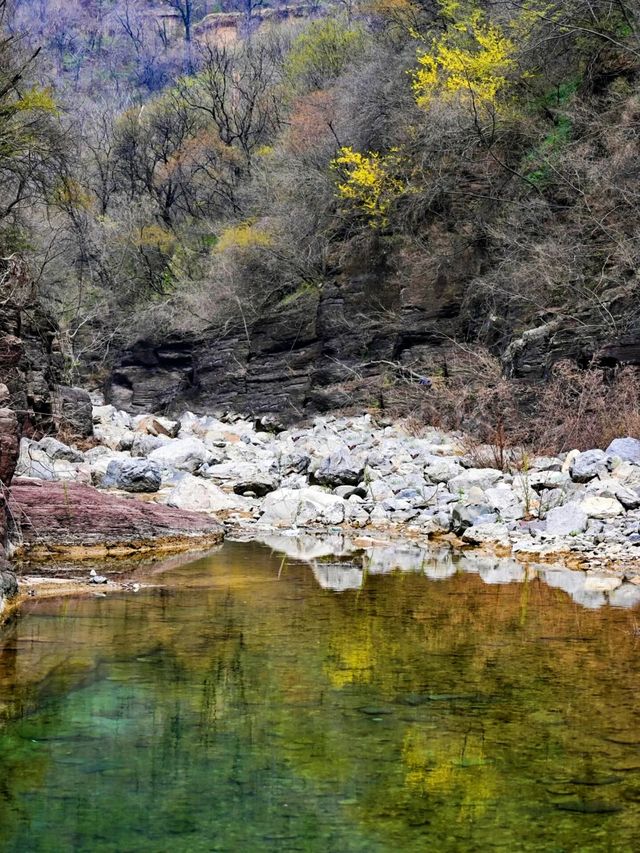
top-left (92, 404), bottom-right (132, 429)
top-left (312, 448), bottom-right (365, 487)
top-left (606, 437), bottom-right (640, 464)
top-left (545, 503), bottom-right (588, 536)
top-left (165, 474), bottom-right (245, 513)
top-left (579, 495), bottom-right (624, 519)
top-left (452, 503), bottom-right (495, 535)
top-left (88, 450), bottom-right (132, 487)
top-left (0, 567), bottom-right (18, 613)
top-left (586, 478), bottom-right (640, 510)
top-left (93, 424), bottom-right (135, 451)
top-left (233, 478), bottom-right (277, 497)
top-left (38, 436), bottom-right (84, 463)
top-left (148, 437), bottom-right (209, 473)
top-left (280, 451), bottom-right (310, 475)
top-left (612, 461), bottom-right (640, 488)
top-left (260, 487), bottom-right (347, 527)
top-left (133, 414), bottom-right (180, 438)
top-left (102, 458), bottom-right (162, 493)
top-left (15, 437), bottom-right (79, 481)
top-left (424, 457), bottom-right (463, 484)
top-left (462, 522), bottom-right (511, 546)
top-left (53, 385), bottom-right (93, 437)
top-left (131, 433), bottom-right (170, 457)
top-left (569, 449), bottom-right (609, 483)
top-left (448, 468), bottom-right (503, 494)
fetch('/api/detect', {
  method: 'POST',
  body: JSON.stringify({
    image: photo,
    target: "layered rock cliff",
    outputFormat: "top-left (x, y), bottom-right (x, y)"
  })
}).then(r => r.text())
top-left (107, 261), bottom-right (640, 420)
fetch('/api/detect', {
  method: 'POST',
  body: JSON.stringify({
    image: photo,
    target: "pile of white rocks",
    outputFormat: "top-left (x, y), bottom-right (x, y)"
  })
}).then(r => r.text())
top-left (14, 404), bottom-right (640, 571)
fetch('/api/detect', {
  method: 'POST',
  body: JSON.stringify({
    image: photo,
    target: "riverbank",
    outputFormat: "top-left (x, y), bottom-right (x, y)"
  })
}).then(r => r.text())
top-left (6, 403), bottom-right (640, 604)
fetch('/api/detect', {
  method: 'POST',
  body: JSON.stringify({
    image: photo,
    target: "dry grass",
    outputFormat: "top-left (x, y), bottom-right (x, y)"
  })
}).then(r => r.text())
top-left (383, 348), bottom-right (640, 459)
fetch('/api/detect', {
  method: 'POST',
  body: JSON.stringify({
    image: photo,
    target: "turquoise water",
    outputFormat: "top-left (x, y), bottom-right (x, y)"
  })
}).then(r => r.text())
top-left (1, 541), bottom-right (640, 851)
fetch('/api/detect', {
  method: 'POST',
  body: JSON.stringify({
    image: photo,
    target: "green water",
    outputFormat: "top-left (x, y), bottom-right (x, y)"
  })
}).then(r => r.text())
top-left (1, 541), bottom-right (640, 852)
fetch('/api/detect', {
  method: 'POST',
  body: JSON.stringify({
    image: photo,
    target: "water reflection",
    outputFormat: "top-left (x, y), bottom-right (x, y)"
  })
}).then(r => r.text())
top-left (0, 540), bottom-right (639, 852)
top-left (257, 532), bottom-right (639, 609)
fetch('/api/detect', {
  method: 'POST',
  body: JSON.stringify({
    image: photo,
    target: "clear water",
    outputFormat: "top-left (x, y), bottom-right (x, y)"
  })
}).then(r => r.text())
top-left (1, 540), bottom-right (640, 852)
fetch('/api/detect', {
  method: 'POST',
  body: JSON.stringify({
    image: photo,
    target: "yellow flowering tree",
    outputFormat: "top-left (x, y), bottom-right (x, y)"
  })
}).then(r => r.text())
top-left (412, 4), bottom-right (516, 111)
top-left (331, 146), bottom-right (403, 227)
top-left (216, 221), bottom-right (272, 253)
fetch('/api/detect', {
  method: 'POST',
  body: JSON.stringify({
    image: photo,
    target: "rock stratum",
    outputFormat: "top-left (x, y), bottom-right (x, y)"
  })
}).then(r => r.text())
top-left (106, 264), bottom-right (640, 420)
top-left (8, 479), bottom-right (223, 560)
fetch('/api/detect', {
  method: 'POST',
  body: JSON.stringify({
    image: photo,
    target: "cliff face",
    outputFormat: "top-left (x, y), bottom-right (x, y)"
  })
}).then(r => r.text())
top-left (0, 261), bottom-right (92, 573)
top-left (107, 255), bottom-right (640, 420)
top-left (108, 248), bottom-right (470, 418)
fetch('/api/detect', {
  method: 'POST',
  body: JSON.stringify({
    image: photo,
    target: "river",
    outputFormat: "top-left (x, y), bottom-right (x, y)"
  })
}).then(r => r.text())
top-left (0, 540), bottom-right (639, 851)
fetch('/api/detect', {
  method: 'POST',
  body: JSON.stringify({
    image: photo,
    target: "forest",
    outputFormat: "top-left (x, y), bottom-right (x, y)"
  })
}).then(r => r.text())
top-left (2, 0), bottom-right (640, 441)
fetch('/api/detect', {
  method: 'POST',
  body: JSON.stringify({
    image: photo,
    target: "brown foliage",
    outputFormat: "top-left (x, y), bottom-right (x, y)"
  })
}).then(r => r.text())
top-left (384, 349), bottom-right (640, 457)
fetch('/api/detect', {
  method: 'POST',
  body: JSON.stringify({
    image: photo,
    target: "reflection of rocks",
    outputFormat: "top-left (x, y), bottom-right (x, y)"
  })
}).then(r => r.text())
top-left (311, 562), bottom-right (363, 592)
top-left (257, 532), bottom-right (356, 563)
top-left (260, 535), bottom-right (634, 611)
top-left (458, 554), bottom-right (527, 585)
top-left (365, 545), bottom-right (429, 575)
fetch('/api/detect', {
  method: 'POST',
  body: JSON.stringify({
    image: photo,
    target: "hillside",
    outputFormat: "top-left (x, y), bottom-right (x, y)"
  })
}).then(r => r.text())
top-left (2, 0), bottom-right (640, 447)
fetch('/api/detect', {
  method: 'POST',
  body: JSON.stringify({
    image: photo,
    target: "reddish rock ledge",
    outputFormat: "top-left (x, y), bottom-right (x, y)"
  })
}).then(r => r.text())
top-left (8, 479), bottom-right (224, 560)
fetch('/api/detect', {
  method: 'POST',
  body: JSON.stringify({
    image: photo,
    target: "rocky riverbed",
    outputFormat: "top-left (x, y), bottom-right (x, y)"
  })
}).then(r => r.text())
top-left (8, 402), bottom-right (640, 596)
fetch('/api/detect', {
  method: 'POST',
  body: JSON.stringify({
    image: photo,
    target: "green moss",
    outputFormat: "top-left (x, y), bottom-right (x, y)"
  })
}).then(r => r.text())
top-left (278, 281), bottom-right (320, 307)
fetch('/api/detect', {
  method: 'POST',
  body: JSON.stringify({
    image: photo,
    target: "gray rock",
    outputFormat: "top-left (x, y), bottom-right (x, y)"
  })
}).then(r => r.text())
top-left (233, 478), bottom-right (277, 497)
top-left (38, 436), bottom-right (84, 463)
top-left (0, 568), bottom-right (18, 600)
top-left (424, 458), bottom-right (463, 484)
top-left (15, 438), bottom-right (81, 481)
top-left (462, 522), bottom-right (511, 546)
top-left (570, 449), bottom-right (608, 483)
top-left (130, 434), bottom-right (169, 457)
top-left (148, 437), bottom-right (209, 473)
top-left (579, 495), bottom-right (624, 519)
top-left (449, 468), bottom-right (503, 494)
top-left (531, 456), bottom-right (562, 472)
top-left (165, 475), bottom-right (244, 513)
top-left (102, 459), bottom-right (162, 493)
top-left (334, 485), bottom-right (367, 499)
top-left (606, 437), bottom-right (640, 464)
top-left (313, 448), bottom-right (365, 487)
top-left (452, 504), bottom-right (495, 535)
top-left (260, 487), bottom-right (347, 526)
top-left (545, 503), bottom-right (588, 536)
